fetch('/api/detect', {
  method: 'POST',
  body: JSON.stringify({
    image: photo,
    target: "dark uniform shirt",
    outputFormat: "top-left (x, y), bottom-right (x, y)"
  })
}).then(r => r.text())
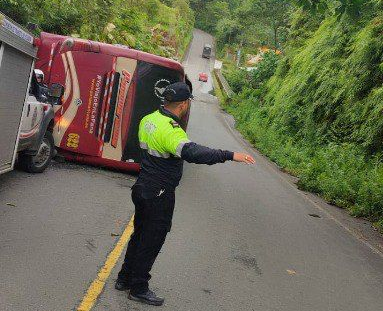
top-left (136, 106), bottom-right (233, 191)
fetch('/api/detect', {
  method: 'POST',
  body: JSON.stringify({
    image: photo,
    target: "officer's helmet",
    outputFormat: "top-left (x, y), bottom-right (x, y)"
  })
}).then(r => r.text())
top-left (34, 69), bottom-right (44, 83)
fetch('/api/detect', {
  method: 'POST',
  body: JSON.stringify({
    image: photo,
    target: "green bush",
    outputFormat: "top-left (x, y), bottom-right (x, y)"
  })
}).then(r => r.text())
top-left (224, 68), bottom-right (248, 93)
top-left (0, 0), bottom-right (194, 59)
top-left (0, 0), bottom-right (29, 25)
top-left (224, 51), bottom-right (280, 93)
top-left (249, 51), bottom-right (280, 89)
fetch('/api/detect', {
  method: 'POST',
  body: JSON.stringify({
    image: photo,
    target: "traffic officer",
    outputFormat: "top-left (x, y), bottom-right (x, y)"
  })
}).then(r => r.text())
top-left (115, 81), bottom-right (255, 306)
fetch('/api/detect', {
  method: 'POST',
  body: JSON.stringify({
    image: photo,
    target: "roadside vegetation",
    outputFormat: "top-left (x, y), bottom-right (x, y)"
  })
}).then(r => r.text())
top-left (191, 0), bottom-right (289, 53)
top-left (0, 0), bottom-right (194, 59)
top-left (194, 0), bottom-right (383, 231)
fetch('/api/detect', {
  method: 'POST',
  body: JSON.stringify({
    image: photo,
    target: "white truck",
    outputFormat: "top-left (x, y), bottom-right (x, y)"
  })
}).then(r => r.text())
top-left (0, 13), bottom-right (57, 175)
top-left (17, 69), bottom-right (56, 173)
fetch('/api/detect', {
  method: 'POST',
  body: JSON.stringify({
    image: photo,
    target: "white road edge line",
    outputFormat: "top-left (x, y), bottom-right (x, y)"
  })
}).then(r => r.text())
top-left (220, 109), bottom-right (383, 259)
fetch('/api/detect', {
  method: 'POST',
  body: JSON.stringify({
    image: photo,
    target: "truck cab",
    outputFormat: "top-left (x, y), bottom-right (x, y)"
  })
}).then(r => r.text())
top-left (17, 69), bottom-right (58, 173)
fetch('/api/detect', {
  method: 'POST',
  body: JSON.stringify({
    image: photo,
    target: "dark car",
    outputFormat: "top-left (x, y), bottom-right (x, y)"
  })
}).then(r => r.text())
top-left (202, 44), bottom-right (212, 59)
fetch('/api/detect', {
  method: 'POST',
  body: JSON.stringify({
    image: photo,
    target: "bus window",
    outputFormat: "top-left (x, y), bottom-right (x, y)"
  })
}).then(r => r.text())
top-left (122, 61), bottom-right (183, 162)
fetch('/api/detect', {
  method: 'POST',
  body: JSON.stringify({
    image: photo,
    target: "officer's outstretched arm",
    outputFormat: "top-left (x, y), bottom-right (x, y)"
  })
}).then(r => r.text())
top-left (163, 123), bottom-right (254, 165)
top-left (180, 142), bottom-right (233, 165)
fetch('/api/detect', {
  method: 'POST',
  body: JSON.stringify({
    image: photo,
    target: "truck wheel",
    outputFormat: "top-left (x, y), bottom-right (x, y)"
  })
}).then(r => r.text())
top-left (19, 131), bottom-right (54, 173)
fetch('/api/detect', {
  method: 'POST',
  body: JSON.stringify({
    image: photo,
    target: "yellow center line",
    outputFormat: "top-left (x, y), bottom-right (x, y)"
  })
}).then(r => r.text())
top-left (77, 215), bottom-right (135, 311)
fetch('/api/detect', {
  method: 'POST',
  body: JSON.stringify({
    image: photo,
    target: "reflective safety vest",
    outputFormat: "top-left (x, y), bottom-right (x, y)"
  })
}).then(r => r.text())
top-left (138, 110), bottom-right (190, 159)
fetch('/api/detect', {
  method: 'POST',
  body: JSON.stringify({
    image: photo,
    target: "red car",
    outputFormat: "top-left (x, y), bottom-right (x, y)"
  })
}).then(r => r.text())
top-left (199, 72), bottom-right (208, 82)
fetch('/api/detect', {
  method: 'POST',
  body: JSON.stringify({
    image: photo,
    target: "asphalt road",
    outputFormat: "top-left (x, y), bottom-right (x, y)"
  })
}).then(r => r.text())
top-left (1, 29), bottom-right (383, 311)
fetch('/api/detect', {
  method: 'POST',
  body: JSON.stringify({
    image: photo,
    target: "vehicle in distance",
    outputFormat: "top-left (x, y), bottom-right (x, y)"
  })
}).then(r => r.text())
top-left (202, 44), bottom-right (212, 59)
top-left (198, 72), bottom-right (208, 82)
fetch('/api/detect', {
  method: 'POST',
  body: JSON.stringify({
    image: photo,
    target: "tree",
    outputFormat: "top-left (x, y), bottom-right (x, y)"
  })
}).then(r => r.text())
top-left (216, 17), bottom-right (242, 47)
top-left (293, 0), bottom-right (364, 16)
top-left (191, 0), bottom-right (292, 49)
top-left (236, 0), bottom-right (290, 49)
top-left (204, 1), bottom-right (230, 33)
top-left (0, 0), bottom-right (30, 24)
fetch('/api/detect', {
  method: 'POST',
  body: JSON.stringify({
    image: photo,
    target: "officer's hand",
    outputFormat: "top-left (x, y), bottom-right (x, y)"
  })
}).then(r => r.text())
top-left (233, 152), bottom-right (255, 164)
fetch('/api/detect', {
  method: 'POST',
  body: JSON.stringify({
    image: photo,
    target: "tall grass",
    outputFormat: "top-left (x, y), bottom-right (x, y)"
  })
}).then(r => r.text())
top-left (223, 8), bottom-right (383, 231)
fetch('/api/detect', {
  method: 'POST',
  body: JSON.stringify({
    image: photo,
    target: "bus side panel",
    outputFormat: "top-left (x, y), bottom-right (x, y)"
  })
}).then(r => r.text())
top-left (50, 51), bottom-right (114, 156)
top-left (47, 51), bottom-right (66, 144)
top-left (121, 61), bottom-right (184, 162)
top-left (100, 56), bottom-right (137, 162)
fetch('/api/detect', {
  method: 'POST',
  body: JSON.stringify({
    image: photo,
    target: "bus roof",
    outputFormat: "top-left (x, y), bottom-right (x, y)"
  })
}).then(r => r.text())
top-left (39, 32), bottom-right (184, 74)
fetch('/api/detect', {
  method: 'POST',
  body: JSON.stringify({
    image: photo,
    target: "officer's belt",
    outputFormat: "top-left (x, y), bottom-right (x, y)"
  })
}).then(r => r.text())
top-left (139, 141), bottom-right (190, 158)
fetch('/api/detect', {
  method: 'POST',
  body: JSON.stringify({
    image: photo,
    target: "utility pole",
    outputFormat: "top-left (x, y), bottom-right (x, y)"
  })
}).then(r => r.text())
top-left (236, 48), bottom-right (241, 67)
top-left (236, 41), bottom-right (242, 67)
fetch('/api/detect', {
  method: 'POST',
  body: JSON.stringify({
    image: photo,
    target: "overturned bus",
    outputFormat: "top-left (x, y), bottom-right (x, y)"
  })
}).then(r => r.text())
top-left (35, 32), bottom-right (190, 172)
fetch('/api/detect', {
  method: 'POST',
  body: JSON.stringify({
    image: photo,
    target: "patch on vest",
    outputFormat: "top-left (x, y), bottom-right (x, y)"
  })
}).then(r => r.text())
top-left (144, 121), bottom-right (156, 134)
top-left (170, 120), bottom-right (180, 128)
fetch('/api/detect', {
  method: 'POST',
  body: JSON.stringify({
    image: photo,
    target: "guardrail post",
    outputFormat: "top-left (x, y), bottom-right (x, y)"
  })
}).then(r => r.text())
top-left (213, 68), bottom-right (235, 100)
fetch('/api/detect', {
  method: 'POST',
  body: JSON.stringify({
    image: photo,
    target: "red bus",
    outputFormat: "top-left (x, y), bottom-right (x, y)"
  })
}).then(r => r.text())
top-left (35, 32), bottom-right (188, 172)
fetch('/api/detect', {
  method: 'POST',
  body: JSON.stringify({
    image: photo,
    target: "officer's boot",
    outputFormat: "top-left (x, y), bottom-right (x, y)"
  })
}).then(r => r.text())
top-left (129, 289), bottom-right (164, 306)
top-left (114, 279), bottom-right (130, 291)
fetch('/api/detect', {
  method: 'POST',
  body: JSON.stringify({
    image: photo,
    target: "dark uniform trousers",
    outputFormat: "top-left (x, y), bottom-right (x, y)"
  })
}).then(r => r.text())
top-left (118, 184), bottom-right (175, 294)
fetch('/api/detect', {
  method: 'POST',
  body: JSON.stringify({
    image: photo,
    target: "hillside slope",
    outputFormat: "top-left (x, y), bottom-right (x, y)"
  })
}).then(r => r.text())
top-left (223, 3), bottom-right (383, 230)
top-left (0, 0), bottom-right (194, 59)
